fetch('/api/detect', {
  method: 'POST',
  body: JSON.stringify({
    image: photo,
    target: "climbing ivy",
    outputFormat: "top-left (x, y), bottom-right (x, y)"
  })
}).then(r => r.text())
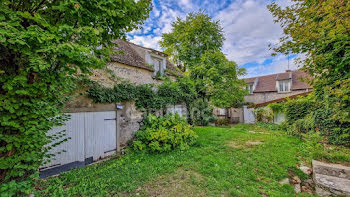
top-left (87, 78), bottom-right (197, 112)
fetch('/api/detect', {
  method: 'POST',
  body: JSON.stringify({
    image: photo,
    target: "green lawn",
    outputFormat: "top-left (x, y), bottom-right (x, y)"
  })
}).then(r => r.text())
top-left (35, 124), bottom-right (326, 196)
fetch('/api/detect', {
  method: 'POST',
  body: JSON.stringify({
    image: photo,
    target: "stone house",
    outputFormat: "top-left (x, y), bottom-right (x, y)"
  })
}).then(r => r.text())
top-left (40, 40), bottom-right (185, 177)
top-left (243, 70), bottom-right (312, 124)
top-left (214, 70), bottom-right (312, 124)
top-left (244, 70), bottom-right (312, 105)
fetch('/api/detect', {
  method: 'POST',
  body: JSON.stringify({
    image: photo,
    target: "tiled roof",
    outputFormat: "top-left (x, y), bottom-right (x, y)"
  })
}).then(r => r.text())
top-left (291, 70), bottom-right (312, 90)
top-left (244, 70), bottom-right (312, 93)
top-left (110, 40), bottom-right (182, 76)
top-left (111, 40), bottom-right (151, 71)
top-left (245, 77), bottom-right (256, 83)
top-left (276, 72), bottom-right (292, 80)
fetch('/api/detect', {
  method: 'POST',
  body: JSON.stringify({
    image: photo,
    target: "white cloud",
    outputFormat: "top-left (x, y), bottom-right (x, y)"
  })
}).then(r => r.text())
top-left (217, 0), bottom-right (285, 65)
top-left (130, 35), bottom-right (162, 50)
top-left (129, 0), bottom-right (296, 77)
top-left (243, 55), bottom-right (301, 78)
top-left (178, 0), bottom-right (193, 10)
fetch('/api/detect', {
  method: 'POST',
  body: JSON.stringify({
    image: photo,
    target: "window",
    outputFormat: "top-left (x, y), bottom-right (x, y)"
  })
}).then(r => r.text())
top-left (247, 84), bottom-right (254, 94)
top-left (278, 80), bottom-right (291, 92)
top-left (151, 57), bottom-right (164, 76)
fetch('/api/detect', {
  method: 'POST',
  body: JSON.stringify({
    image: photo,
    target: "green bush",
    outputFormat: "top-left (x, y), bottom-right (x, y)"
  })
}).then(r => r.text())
top-left (133, 114), bottom-right (198, 152)
top-left (189, 99), bottom-right (217, 126)
top-left (216, 118), bottom-right (229, 126)
top-left (284, 95), bottom-right (315, 124)
top-left (314, 108), bottom-right (350, 146)
top-left (253, 107), bottom-right (273, 122)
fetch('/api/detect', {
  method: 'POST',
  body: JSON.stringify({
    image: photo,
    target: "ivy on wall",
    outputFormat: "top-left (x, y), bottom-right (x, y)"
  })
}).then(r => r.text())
top-left (86, 78), bottom-right (197, 112)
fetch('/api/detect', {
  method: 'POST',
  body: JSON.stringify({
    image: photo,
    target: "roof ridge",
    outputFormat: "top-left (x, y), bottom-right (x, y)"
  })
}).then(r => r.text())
top-left (124, 40), bottom-right (168, 56)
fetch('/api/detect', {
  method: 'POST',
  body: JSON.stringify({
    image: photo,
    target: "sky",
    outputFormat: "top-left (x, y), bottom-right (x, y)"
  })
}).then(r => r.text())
top-left (128, 0), bottom-right (299, 78)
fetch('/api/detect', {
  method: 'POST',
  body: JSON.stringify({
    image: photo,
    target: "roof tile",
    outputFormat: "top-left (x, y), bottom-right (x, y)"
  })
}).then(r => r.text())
top-left (110, 40), bottom-right (182, 76)
top-left (244, 70), bottom-right (312, 93)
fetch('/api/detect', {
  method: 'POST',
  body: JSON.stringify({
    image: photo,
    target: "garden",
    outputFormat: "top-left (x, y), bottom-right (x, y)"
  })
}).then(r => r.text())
top-left (34, 123), bottom-right (350, 196)
top-left (1, 0), bottom-right (349, 196)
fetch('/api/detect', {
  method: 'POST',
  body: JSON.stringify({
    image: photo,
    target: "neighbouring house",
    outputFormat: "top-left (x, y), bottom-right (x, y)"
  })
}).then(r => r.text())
top-left (244, 69), bottom-right (312, 124)
top-left (214, 70), bottom-right (312, 124)
top-left (244, 70), bottom-right (312, 105)
top-left (40, 40), bottom-right (185, 178)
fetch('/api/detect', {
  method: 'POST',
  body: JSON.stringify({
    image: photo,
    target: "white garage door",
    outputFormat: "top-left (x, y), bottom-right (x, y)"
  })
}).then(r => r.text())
top-left (40, 111), bottom-right (117, 177)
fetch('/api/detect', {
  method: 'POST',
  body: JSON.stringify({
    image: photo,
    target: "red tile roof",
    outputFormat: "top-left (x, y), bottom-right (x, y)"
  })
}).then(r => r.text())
top-left (244, 70), bottom-right (312, 93)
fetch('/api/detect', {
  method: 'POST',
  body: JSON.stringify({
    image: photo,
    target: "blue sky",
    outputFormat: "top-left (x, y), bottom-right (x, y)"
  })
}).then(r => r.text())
top-left (128, 0), bottom-right (299, 78)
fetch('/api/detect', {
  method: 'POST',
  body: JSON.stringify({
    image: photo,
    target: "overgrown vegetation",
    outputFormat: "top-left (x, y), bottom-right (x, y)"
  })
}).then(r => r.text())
top-left (0, 1), bottom-right (151, 195)
top-left (133, 114), bottom-right (198, 152)
top-left (35, 124), bottom-right (323, 196)
top-left (87, 78), bottom-right (197, 113)
top-left (268, 1), bottom-right (350, 146)
top-left (160, 12), bottom-right (248, 125)
top-left (253, 107), bottom-right (273, 123)
top-left (267, 93), bottom-right (350, 146)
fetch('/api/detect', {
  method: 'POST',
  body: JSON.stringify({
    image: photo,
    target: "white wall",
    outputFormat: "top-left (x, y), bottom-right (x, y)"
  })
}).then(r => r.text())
top-left (243, 106), bottom-right (255, 124)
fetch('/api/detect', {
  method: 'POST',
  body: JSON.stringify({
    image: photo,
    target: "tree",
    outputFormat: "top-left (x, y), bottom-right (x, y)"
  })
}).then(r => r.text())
top-left (199, 51), bottom-right (247, 108)
top-left (0, 0), bottom-right (151, 195)
top-left (160, 12), bottom-right (224, 70)
top-left (160, 12), bottom-right (247, 120)
top-left (268, 0), bottom-right (350, 145)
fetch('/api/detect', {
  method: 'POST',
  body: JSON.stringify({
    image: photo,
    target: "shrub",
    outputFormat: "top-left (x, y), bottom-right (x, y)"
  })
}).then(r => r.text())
top-left (216, 118), bottom-right (229, 126)
top-left (253, 107), bottom-right (273, 122)
top-left (314, 107), bottom-right (350, 146)
top-left (133, 114), bottom-right (198, 152)
top-left (189, 99), bottom-right (217, 126)
top-left (284, 95), bottom-right (315, 124)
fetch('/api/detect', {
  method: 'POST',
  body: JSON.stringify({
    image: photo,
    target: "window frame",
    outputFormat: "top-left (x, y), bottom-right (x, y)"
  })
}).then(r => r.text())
top-left (278, 80), bottom-right (291, 93)
top-left (247, 83), bottom-right (254, 94)
top-left (150, 55), bottom-right (165, 76)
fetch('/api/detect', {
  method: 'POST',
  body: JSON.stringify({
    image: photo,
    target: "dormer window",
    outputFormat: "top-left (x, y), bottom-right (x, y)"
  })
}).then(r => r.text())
top-left (151, 56), bottom-right (164, 75)
top-left (278, 80), bottom-right (291, 93)
top-left (248, 83), bottom-right (254, 94)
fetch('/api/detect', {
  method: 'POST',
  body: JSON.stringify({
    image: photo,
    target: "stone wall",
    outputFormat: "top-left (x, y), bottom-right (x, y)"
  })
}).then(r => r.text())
top-left (106, 62), bottom-right (164, 85)
top-left (244, 89), bottom-right (310, 104)
top-left (67, 62), bottom-right (178, 147)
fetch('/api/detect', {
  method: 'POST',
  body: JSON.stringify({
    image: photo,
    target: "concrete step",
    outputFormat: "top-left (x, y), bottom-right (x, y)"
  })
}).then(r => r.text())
top-left (312, 160), bottom-right (350, 196)
top-left (312, 160), bottom-right (350, 180)
top-left (314, 173), bottom-right (350, 196)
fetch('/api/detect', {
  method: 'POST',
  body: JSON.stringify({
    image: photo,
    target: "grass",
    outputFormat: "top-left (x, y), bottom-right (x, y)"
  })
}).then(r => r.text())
top-left (35, 124), bottom-right (348, 197)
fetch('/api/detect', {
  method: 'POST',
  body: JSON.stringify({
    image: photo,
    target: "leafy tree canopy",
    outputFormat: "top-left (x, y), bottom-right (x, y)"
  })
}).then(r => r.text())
top-left (268, 0), bottom-right (350, 80)
top-left (160, 12), bottom-right (224, 70)
top-left (195, 51), bottom-right (247, 108)
top-left (160, 12), bottom-right (247, 109)
top-left (0, 0), bottom-right (151, 195)
top-left (268, 0), bottom-right (350, 144)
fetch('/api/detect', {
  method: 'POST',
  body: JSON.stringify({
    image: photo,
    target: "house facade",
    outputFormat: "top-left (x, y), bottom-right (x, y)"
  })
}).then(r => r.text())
top-left (213, 70), bottom-right (312, 125)
top-left (40, 40), bottom-right (185, 177)
top-left (244, 70), bottom-right (312, 105)
top-left (243, 70), bottom-right (312, 124)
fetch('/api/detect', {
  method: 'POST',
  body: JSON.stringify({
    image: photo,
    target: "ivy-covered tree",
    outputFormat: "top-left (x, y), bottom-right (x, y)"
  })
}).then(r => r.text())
top-left (0, 0), bottom-right (151, 195)
top-left (160, 12), bottom-right (247, 120)
top-left (268, 0), bottom-right (350, 145)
